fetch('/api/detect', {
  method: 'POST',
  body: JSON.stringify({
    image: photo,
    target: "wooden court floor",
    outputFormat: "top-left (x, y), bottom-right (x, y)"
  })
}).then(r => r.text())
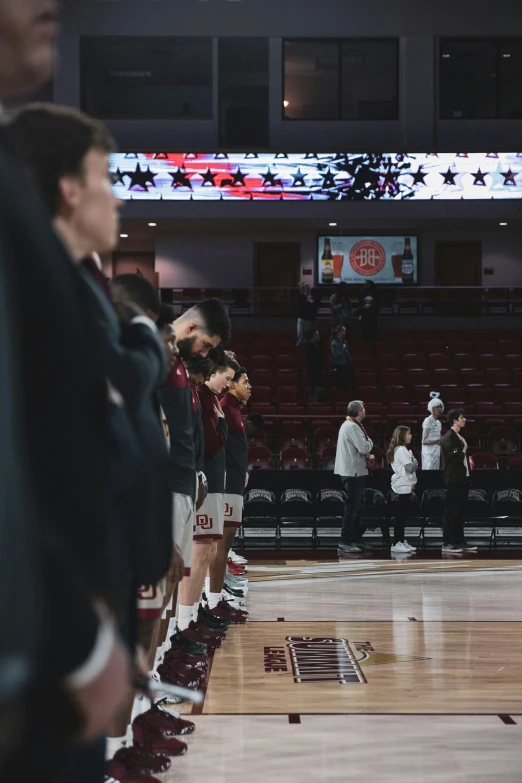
top-left (165, 558), bottom-right (522, 782)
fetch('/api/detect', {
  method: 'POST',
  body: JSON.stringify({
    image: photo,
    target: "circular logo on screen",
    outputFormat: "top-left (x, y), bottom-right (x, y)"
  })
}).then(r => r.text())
top-left (349, 240), bottom-right (386, 277)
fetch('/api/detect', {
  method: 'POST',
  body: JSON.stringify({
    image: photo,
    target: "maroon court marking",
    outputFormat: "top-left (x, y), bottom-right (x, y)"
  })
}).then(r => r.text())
top-left (277, 617), bottom-right (286, 622)
top-left (288, 714), bottom-right (301, 724)
top-left (499, 714), bottom-right (517, 724)
top-left (408, 617), bottom-right (418, 621)
top-left (191, 648), bottom-right (216, 716)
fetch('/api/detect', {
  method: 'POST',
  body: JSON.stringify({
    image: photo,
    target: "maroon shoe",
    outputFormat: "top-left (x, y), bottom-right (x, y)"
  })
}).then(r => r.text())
top-left (108, 744), bottom-right (171, 778)
top-left (156, 662), bottom-right (204, 689)
top-left (179, 624), bottom-right (211, 649)
top-left (132, 719), bottom-right (188, 756)
top-left (215, 600), bottom-right (248, 623)
top-left (138, 699), bottom-right (196, 735)
top-left (184, 621), bottom-right (225, 648)
top-left (163, 648), bottom-right (208, 669)
top-left (106, 770), bottom-right (160, 783)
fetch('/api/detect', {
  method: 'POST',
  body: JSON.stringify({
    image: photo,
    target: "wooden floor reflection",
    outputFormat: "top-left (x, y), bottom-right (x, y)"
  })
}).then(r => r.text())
top-left (165, 558), bottom-right (522, 781)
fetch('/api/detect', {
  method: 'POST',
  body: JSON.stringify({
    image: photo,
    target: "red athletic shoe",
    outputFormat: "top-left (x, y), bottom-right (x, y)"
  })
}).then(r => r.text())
top-left (156, 662), bottom-right (204, 689)
top-left (227, 561), bottom-right (247, 576)
top-left (185, 621), bottom-right (225, 648)
top-left (163, 648), bottom-right (207, 669)
top-left (135, 700), bottom-right (195, 735)
top-left (215, 600), bottom-right (248, 623)
top-left (132, 719), bottom-right (188, 756)
top-left (108, 744), bottom-right (171, 778)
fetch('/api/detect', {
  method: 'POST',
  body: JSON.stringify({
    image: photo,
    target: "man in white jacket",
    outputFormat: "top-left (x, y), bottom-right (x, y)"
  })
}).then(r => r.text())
top-left (334, 400), bottom-right (374, 554)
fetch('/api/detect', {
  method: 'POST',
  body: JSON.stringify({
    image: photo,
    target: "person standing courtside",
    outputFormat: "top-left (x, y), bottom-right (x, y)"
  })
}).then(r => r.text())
top-left (441, 409), bottom-right (477, 554)
top-left (334, 401), bottom-right (374, 554)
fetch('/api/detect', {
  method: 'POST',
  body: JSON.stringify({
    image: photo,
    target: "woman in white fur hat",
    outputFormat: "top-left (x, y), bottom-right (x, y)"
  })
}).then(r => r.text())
top-left (422, 393), bottom-right (444, 470)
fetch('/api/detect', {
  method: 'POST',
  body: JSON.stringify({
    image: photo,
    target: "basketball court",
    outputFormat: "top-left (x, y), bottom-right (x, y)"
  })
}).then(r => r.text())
top-left (161, 557), bottom-right (522, 781)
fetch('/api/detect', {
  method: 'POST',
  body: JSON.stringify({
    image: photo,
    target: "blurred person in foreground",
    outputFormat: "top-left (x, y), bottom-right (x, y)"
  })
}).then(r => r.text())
top-left (0, 2), bottom-right (129, 779)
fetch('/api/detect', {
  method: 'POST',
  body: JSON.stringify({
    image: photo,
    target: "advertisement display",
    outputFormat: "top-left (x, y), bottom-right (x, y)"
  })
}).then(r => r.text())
top-left (318, 235), bottom-right (418, 285)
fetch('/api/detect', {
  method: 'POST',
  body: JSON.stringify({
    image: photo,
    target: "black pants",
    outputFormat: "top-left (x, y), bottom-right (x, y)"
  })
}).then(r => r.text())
top-left (392, 493), bottom-right (413, 544)
top-left (341, 476), bottom-right (366, 545)
top-left (443, 482), bottom-right (467, 546)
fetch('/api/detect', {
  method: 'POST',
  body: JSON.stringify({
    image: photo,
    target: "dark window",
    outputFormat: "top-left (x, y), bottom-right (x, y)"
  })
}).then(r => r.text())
top-left (81, 37), bottom-right (213, 120)
top-left (218, 38), bottom-right (269, 148)
top-left (284, 39), bottom-right (398, 121)
top-left (440, 38), bottom-right (522, 119)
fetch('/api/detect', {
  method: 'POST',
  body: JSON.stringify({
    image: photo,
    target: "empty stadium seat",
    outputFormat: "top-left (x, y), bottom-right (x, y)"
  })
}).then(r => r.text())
top-left (488, 426), bottom-right (519, 455)
top-left (280, 447), bottom-right (309, 470)
top-left (247, 445), bottom-right (272, 470)
top-left (468, 453), bottom-right (499, 470)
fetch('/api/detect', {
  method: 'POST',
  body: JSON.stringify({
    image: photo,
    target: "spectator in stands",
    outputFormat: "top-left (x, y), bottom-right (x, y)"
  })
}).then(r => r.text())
top-left (296, 283), bottom-right (319, 345)
top-left (441, 409), bottom-right (477, 554)
top-left (387, 426), bottom-right (418, 555)
top-left (329, 283), bottom-right (351, 333)
top-left (334, 401), bottom-right (374, 554)
top-left (305, 328), bottom-right (325, 402)
top-left (330, 325), bottom-right (353, 388)
top-left (422, 393), bottom-right (444, 470)
top-left (358, 280), bottom-right (380, 345)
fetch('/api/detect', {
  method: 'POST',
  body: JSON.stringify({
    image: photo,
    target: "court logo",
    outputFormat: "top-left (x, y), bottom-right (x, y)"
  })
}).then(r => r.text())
top-left (197, 514), bottom-right (214, 530)
top-left (349, 240), bottom-right (386, 277)
top-left (286, 636), bottom-right (366, 684)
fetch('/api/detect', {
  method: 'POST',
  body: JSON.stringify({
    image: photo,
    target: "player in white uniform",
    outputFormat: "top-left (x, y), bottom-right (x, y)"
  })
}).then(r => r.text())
top-left (422, 394), bottom-right (444, 470)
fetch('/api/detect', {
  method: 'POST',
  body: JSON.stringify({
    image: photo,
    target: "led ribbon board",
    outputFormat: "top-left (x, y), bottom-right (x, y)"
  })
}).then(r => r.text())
top-left (111, 152), bottom-right (522, 201)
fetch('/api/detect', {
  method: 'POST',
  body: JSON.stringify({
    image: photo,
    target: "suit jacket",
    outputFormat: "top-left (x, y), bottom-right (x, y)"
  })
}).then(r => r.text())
top-left (0, 142), bottom-right (107, 681)
top-left (79, 265), bottom-right (173, 588)
top-left (441, 429), bottom-right (469, 485)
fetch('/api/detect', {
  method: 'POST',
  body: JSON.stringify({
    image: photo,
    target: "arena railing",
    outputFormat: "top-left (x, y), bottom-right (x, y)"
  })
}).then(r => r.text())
top-left (159, 286), bottom-right (522, 317)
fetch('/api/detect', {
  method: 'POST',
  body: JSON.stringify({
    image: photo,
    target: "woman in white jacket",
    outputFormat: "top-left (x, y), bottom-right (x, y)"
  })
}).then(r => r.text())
top-left (387, 425), bottom-right (418, 554)
top-left (422, 394), bottom-right (444, 470)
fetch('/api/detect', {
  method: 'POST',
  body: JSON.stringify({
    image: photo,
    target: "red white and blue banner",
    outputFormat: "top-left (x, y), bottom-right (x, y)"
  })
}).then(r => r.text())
top-left (110, 151), bottom-right (522, 201)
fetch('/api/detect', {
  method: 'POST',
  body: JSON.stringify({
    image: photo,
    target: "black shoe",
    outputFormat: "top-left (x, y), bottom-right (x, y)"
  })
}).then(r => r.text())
top-left (441, 543), bottom-right (463, 554)
top-left (223, 583), bottom-right (246, 599)
top-left (169, 629), bottom-right (208, 657)
top-left (358, 542), bottom-right (374, 552)
top-left (458, 541), bottom-right (478, 553)
top-left (198, 605), bottom-right (231, 632)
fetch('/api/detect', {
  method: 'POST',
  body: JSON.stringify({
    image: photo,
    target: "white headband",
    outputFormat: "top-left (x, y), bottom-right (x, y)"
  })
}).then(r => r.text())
top-left (427, 392), bottom-right (444, 413)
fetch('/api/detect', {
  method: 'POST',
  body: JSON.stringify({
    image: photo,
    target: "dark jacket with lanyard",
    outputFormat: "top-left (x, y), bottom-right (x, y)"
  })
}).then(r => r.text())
top-left (198, 383), bottom-right (228, 493)
top-left (221, 393), bottom-right (248, 496)
top-left (441, 429), bottom-right (469, 485)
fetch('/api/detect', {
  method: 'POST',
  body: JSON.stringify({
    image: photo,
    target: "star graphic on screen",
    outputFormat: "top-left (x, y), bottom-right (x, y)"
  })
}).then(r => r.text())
top-left (185, 153), bottom-right (199, 159)
top-left (486, 152), bottom-right (499, 158)
top-left (411, 166), bottom-right (427, 185)
top-left (501, 168), bottom-right (517, 185)
top-left (112, 167), bottom-right (126, 185)
top-left (214, 153), bottom-right (229, 159)
top-left (456, 153), bottom-right (469, 158)
top-left (232, 168), bottom-right (246, 186)
top-left (275, 152), bottom-right (288, 158)
top-left (471, 168), bottom-right (487, 186)
top-left (305, 153), bottom-right (318, 159)
top-left (262, 167), bottom-right (278, 186)
top-left (425, 152), bottom-right (439, 157)
top-left (292, 168), bottom-right (307, 186)
top-left (201, 168), bottom-right (217, 186)
top-left (126, 164), bottom-right (152, 191)
top-left (169, 168), bottom-right (193, 188)
top-left (440, 167), bottom-right (457, 185)
top-left (143, 167), bottom-right (156, 187)
top-left (124, 152), bottom-right (138, 159)
top-left (154, 153), bottom-right (169, 159)
top-left (244, 152), bottom-right (258, 158)
top-left (321, 169), bottom-right (337, 188)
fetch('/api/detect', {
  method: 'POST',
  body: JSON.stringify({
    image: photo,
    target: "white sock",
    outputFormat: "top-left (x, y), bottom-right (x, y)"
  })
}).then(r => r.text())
top-left (106, 731), bottom-right (130, 759)
top-left (208, 591), bottom-right (222, 610)
top-left (204, 576), bottom-right (210, 597)
top-left (192, 602), bottom-right (200, 621)
top-left (177, 604), bottom-right (193, 631)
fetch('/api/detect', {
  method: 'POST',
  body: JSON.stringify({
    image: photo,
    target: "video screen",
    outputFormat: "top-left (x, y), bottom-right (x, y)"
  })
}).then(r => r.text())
top-left (317, 235), bottom-right (418, 285)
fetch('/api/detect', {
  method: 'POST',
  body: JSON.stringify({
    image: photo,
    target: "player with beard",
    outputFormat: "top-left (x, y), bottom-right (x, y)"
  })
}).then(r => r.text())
top-left (206, 367), bottom-right (251, 624)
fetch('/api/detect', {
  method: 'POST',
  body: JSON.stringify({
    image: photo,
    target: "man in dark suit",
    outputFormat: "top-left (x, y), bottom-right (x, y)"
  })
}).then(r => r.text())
top-left (0, 2), bottom-right (130, 779)
top-left (441, 408), bottom-right (477, 555)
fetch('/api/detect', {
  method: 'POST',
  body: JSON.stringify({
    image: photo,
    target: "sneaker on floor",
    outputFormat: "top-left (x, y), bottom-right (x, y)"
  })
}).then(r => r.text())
top-left (132, 720), bottom-right (188, 757)
top-left (391, 551), bottom-right (413, 561)
top-left (215, 599), bottom-right (248, 623)
top-left (223, 583), bottom-right (246, 599)
top-left (137, 700), bottom-right (195, 735)
top-left (229, 550), bottom-right (248, 565)
top-left (225, 573), bottom-right (248, 587)
top-left (198, 604), bottom-right (231, 630)
top-left (163, 649), bottom-right (207, 669)
top-left (105, 773), bottom-right (160, 783)
top-left (337, 543), bottom-right (362, 554)
top-left (227, 561), bottom-right (247, 576)
top-left (459, 541), bottom-right (478, 552)
top-left (357, 542), bottom-right (374, 552)
top-left (156, 663), bottom-right (204, 690)
top-left (403, 540), bottom-right (417, 552)
top-left (184, 621), bottom-right (225, 648)
top-left (169, 629), bottom-right (208, 657)
top-left (108, 745), bottom-right (171, 778)
top-left (442, 543), bottom-right (464, 554)
top-left (390, 542), bottom-right (412, 554)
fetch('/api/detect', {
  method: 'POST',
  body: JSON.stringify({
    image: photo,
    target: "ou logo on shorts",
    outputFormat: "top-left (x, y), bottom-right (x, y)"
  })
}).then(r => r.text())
top-left (224, 504), bottom-right (234, 518)
top-left (197, 514), bottom-right (214, 530)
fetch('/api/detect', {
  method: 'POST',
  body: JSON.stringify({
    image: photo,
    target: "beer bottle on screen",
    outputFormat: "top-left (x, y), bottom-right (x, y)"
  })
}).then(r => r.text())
top-left (321, 238), bottom-right (334, 284)
top-left (401, 237), bottom-right (414, 284)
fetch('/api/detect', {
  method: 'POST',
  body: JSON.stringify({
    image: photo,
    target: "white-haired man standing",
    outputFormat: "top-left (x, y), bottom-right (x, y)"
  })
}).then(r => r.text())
top-left (334, 400), bottom-right (374, 554)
